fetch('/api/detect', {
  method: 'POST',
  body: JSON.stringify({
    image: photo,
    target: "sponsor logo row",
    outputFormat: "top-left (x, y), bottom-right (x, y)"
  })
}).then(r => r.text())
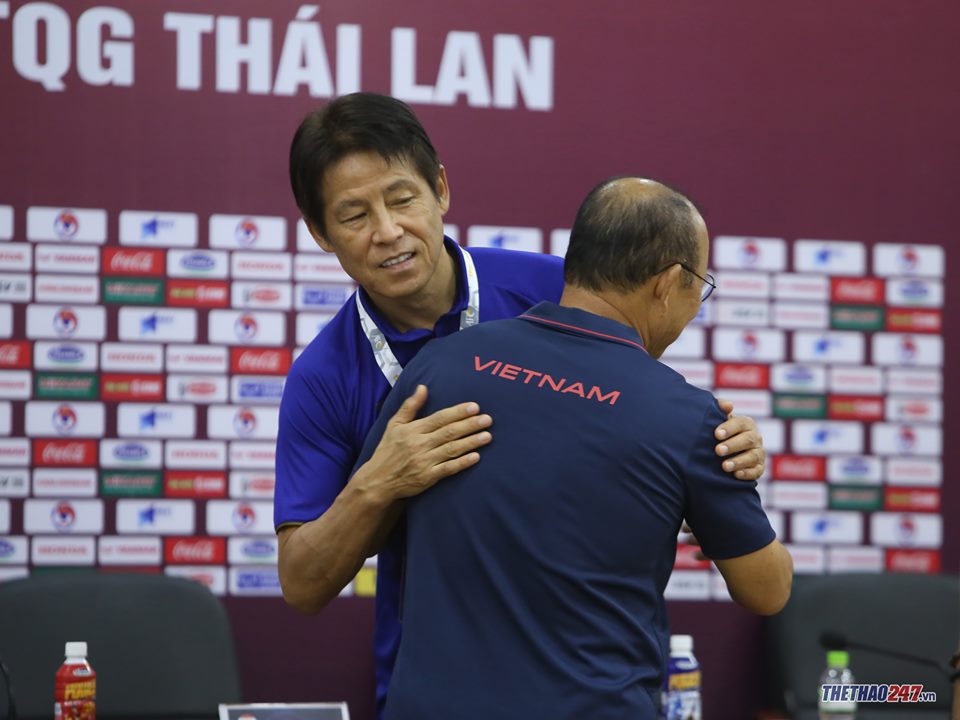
top-left (745, 418), bottom-right (940, 457)
top-left (758, 482), bottom-right (940, 513)
top-left (0, 469), bottom-right (273, 499)
top-left (692, 301), bottom-right (941, 330)
top-left (704, 275), bottom-right (943, 309)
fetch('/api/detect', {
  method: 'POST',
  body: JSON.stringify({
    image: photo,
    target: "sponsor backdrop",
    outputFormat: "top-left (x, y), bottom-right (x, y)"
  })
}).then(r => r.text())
top-left (1, 1), bottom-right (956, 718)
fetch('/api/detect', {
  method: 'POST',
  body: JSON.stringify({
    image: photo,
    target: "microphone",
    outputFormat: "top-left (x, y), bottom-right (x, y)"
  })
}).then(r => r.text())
top-left (819, 630), bottom-right (952, 679)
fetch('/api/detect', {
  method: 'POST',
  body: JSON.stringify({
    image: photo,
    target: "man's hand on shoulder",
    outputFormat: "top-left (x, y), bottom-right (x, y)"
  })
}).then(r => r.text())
top-left (714, 398), bottom-right (765, 481)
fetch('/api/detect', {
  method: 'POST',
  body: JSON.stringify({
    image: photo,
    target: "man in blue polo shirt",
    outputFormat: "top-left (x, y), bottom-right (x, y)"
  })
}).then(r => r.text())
top-left (356, 177), bottom-right (793, 719)
top-left (274, 93), bottom-right (769, 716)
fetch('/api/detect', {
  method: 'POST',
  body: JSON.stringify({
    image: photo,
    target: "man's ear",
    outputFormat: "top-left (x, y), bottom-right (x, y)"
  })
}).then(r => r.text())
top-left (652, 264), bottom-right (682, 310)
top-left (305, 219), bottom-right (335, 253)
top-left (436, 165), bottom-right (451, 216)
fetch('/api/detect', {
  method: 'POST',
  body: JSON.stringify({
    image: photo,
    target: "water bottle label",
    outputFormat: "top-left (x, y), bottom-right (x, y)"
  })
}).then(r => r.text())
top-left (662, 688), bottom-right (702, 720)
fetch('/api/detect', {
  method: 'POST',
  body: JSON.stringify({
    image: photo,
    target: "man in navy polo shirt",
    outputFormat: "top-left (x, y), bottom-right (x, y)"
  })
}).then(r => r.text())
top-left (356, 177), bottom-right (793, 719)
top-left (274, 94), bottom-right (769, 716)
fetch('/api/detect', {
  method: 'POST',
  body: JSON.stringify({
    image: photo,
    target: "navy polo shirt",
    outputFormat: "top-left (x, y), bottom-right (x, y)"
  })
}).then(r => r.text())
top-left (274, 239), bottom-right (564, 715)
top-left (355, 302), bottom-right (776, 720)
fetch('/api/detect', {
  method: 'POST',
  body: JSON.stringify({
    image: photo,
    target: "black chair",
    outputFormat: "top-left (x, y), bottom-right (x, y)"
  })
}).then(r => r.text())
top-left (0, 572), bottom-right (242, 720)
top-left (767, 572), bottom-right (958, 720)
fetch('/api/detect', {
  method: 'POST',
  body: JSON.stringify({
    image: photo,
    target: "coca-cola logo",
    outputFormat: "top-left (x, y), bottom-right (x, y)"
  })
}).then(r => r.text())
top-left (172, 540), bottom-right (218, 562)
top-left (42, 442), bottom-right (88, 464)
top-left (111, 251), bottom-right (157, 272)
top-left (0, 344), bottom-right (25, 365)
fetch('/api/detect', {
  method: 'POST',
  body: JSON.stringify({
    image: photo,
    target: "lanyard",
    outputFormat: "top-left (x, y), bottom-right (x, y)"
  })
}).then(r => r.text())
top-left (356, 244), bottom-right (479, 386)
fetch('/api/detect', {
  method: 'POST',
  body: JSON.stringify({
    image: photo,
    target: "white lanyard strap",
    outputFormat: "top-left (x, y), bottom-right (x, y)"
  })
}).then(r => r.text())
top-left (356, 245), bottom-right (480, 386)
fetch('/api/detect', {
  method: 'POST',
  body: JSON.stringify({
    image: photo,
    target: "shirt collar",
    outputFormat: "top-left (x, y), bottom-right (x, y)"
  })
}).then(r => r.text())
top-left (518, 301), bottom-right (647, 352)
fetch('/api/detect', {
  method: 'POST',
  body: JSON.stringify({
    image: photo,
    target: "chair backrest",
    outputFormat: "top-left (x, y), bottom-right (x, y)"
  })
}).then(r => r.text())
top-left (0, 572), bottom-right (242, 720)
top-left (767, 572), bottom-right (957, 719)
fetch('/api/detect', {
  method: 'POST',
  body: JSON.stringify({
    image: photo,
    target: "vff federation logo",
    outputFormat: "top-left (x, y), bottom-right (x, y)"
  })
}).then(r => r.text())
top-left (51, 501), bottom-right (77, 531)
top-left (138, 503), bottom-right (171, 527)
top-left (897, 515), bottom-right (916, 542)
top-left (54, 211), bottom-right (79, 239)
top-left (140, 217), bottom-right (175, 240)
top-left (53, 308), bottom-right (79, 337)
top-left (813, 335), bottom-right (835, 357)
top-left (233, 503), bottom-right (256, 531)
top-left (812, 426), bottom-right (838, 447)
top-left (235, 219), bottom-right (259, 246)
top-left (899, 336), bottom-right (918, 363)
top-left (811, 515), bottom-right (837, 537)
top-left (897, 425), bottom-right (917, 453)
top-left (234, 409), bottom-right (257, 436)
top-left (740, 331), bottom-right (759, 358)
top-left (235, 314), bottom-right (258, 341)
top-left (899, 246), bottom-right (919, 273)
top-left (140, 312), bottom-right (174, 336)
top-left (740, 240), bottom-right (760, 267)
top-left (814, 246), bottom-right (837, 266)
top-left (52, 403), bottom-right (78, 434)
top-left (488, 233), bottom-right (510, 248)
top-left (138, 408), bottom-right (172, 431)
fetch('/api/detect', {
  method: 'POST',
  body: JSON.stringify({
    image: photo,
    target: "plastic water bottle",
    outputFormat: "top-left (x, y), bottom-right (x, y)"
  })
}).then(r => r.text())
top-left (54, 641), bottom-right (96, 720)
top-left (818, 650), bottom-right (856, 719)
top-left (662, 634), bottom-right (702, 720)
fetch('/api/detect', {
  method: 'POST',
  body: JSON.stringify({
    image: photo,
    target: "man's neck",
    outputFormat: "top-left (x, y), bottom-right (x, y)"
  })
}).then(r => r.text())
top-left (558, 285), bottom-right (649, 346)
top-left (367, 244), bottom-right (459, 333)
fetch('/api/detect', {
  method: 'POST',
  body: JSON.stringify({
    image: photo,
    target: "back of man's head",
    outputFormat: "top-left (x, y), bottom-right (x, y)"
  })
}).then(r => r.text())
top-left (289, 92), bottom-right (442, 236)
top-left (563, 177), bottom-right (701, 293)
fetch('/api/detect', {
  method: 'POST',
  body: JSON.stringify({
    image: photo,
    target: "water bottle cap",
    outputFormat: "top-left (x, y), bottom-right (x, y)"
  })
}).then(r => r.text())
top-left (827, 650), bottom-right (849, 668)
top-left (670, 634), bottom-right (694, 653)
top-left (64, 641), bottom-right (87, 658)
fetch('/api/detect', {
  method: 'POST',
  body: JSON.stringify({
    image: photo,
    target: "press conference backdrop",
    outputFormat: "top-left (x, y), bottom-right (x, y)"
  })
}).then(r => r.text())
top-left (0, 1), bottom-right (956, 718)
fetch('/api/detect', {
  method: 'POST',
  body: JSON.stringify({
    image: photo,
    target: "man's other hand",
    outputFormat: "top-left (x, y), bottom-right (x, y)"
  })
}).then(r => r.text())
top-left (714, 398), bottom-right (765, 481)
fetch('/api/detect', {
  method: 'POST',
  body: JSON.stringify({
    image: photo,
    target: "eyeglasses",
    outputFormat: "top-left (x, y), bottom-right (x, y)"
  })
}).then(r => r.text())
top-left (656, 262), bottom-right (716, 302)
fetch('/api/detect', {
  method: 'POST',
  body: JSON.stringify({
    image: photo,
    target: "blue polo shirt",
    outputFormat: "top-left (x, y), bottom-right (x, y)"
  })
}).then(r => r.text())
top-left (274, 239), bottom-right (564, 715)
top-left (355, 302), bottom-right (776, 720)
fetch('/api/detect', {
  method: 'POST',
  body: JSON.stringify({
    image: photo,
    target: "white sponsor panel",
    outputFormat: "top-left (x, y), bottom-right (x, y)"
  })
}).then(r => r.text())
top-left (99, 440), bottom-right (163, 469)
top-left (0, 273), bottom-right (31, 302)
top-left (886, 369), bottom-right (941, 396)
top-left (296, 218), bottom-right (322, 253)
top-left (713, 236), bottom-right (786, 271)
top-left (208, 310), bottom-right (286, 346)
top-left (26, 305), bottom-right (106, 340)
top-left (689, 301), bottom-right (713, 327)
top-left (208, 406), bottom-right (279, 440)
top-left (165, 565), bottom-right (227, 596)
top-left (31, 536), bottom-right (96, 565)
top-left (167, 375), bottom-right (229, 404)
top-left (827, 456), bottom-right (883, 485)
top-left (784, 545), bottom-right (826, 574)
top-left (828, 546), bottom-right (884, 573)
top-left (229, 565), bottom-right (283, 596)
top-left (116, 499), bottom-right (195, 534)
top-left (32, 469), bottom-right (97, 497)
top-left (166, 345), bottom-right (227, 374)
top-left (35, 245), bottom-right (100, 274)
top-left (870, 423), bottom-right (941, 457)
top-left (117, 404), bottom-right (196, 438)
top-left (790, 511), bottom-right (863, 545)
top-left (715, 300), bottom-right (769, 327)
top-left (794, 240), bottom-right (866, 275)
top-left (167, 249), bottom-right (229, 278)
top-left (0, 402), bottom-right (9, 436)
top-left (206, 500), bottom-right (275, 535)
top-left (549, 229), bottom-right (570, 257)
top-left (770, 482), bottom-right (827, 510)
top-left (467, 226), bottom-right (542, 252)
top-left (712, 328), bottom-right (785, 362)
top-left (229, 471), bottom-right (275, 499)
top-left (885, 278), bottom-right (944, 308)
top-left (772, 303), bottom-right (829, 329)
top-left (229, 442), bottom-right (276, 469)
top-left (870, 513), bottom-right (942, 549)
top-left (231, 376), bottom-right (285, 405)
top-left (764, 510), bottom-right (785, 538)
top-left (24, 499), bottom-right (104, 534)
top-left (713, 390), bottom-right (771, 418)
top-left (119, 211), bottom-right (197, 247)
top-left (296, 312), bottom-right (336, 345)
top-left (232, 282), bottom-right (293, 310)
top-left (771, 364), bottom-right (827, 394)
top-left (827, 366), bottom-right (884, 395)
top-left (443, 225), bottom-right (459, 243)
top-left (756, 418), bottom-right (785, 454)
top-left (118, 307), bottom-right (197, 343)
top-left (0, 305), bottom-right (9, 338)
top-left (25, 401), bottom-right (104, 437)
top-left (98, 536), bottom-right (162, 566)
top-left (0, 468), bottom-right (29, 497)
top-left (886, 458), bottom-right (941, 487)
top-left (0, 206), bottom-right (11, 240)
top-left (165, 441), bottom-right (228, 470)
top-left (100, 343), bottom-right (163, 372)
top-left (228, 536), bottom-right (279, 565)
top-left (792, 331), bottom-right (864, 365)
top-left (0, 244), bottom-right (31, 271)
top-left (773, 274), bottom-right (829, 301)
top-left (0, 439), bottom-right (29, 467)
top-left (885, 396), bottom-right (942, 423)
top-left (660, 360), bottom-right (713, 390)
top-left (872, 333), bottom-right (942, 367)
top-left (294, 253), bottom-right (353, 282)
top-left (792, 421), bottom-right (864, 455)
top-left (713, 272), bottom-right (770, 299)
top-left (659, 326), bottom-right (705, 360)
top-left (27, 207), bottom-right (107, 243)
top-left (295, 283), bottom-right (353, 311)
top-left (0, 501), bottom-right (7, 532)
top-left (35, 342), bottom-right (98, 371)
top-left (663, 570), bottom-right (711, 600)
top-left (35, 275), bottom-right (99, 304)
top-left (232, 252), bottom-right (292, 280)
top-left (0, 567), bottom-right (28, 582)
top-left (0, 371), bottom-right (29, 399)
top-left (209, 214), bottom-right (287, 251)
top-left (0, 536), bottom-right (28, 564)
top-left (873, 244), bottom-right (944, 278)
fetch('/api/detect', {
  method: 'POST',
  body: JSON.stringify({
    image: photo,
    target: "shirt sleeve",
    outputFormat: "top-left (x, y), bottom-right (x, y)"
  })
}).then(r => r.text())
top-left (680, 398), bottom-right (776, 560)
